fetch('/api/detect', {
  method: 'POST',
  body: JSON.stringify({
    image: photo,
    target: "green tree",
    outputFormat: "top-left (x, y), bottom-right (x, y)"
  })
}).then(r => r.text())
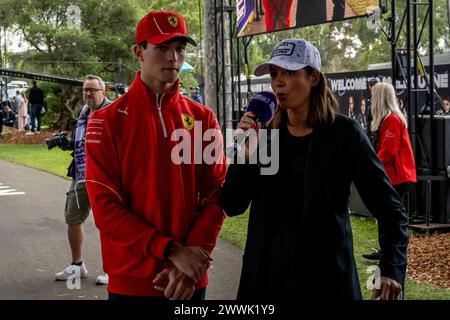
top-left (238, 0), bottom-right (449, 73)
top-left (1, 0), bottom-right (139, 128)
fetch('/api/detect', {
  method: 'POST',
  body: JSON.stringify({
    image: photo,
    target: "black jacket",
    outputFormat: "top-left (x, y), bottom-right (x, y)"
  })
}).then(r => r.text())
top-left (28, 86), bottom-right (44, 105)
top-left (220, 115), bottom-right (408, 300)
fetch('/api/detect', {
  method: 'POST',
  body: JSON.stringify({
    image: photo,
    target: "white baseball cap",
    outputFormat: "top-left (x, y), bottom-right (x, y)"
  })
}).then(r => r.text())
top-left (254, 38), bottom-right (321, 77)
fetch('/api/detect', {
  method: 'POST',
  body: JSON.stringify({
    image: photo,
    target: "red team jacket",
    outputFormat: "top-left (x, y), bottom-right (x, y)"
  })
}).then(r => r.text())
top-left (85, 72), bottom-right (227, 296)
top-left (376, 113), bottom-right (416, 186)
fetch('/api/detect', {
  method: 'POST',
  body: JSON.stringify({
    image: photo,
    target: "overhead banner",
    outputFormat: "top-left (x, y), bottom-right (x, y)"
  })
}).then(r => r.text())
top-left (327, 66), bottom-right (450, 130)
top-left (237, 0), bottom-right (380, 37)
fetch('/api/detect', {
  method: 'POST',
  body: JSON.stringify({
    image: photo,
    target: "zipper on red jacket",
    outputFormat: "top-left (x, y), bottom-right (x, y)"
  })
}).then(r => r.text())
top-left (156, 93), bottom-right (168, 138)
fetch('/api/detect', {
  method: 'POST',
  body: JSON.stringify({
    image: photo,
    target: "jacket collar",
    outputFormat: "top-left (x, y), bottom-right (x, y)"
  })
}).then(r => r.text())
top-left (128, 71), bottom-right (181, 109)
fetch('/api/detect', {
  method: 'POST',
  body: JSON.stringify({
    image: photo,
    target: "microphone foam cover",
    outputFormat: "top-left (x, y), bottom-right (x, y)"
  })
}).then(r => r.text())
top-left (247, 91), bottom-right (277, 123)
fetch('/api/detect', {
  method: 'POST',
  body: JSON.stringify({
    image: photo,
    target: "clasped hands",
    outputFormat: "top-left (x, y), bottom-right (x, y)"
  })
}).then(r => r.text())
top-left (153, 242), bottom-right (211, 300)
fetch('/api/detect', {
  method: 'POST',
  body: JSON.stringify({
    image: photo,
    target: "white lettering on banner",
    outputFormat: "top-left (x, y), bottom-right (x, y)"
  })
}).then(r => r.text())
top-left (0, 182), bottom-right (25, 196)
top-left (329, 72), bottom-right (448, 94)
top-left (345, 78), bottom-right (367, 91)
top-left (436, 73), bottom-right (448, 88)
top-left (396, 73), bottom-right (449, 90)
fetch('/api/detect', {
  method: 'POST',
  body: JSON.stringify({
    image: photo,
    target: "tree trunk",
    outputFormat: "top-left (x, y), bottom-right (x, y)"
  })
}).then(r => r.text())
top-left (59, 85), bottom-right (82, 131)
top-left (204, 0), bottom-right (217, 115)
top-left (204, 0), bottom-right (233, 133)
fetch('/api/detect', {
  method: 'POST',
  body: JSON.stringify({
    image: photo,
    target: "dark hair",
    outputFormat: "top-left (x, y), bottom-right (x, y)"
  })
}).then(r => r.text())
top-left (139, 41), bottom-right (148, 49)
top-left (138, 37), bottom-right (187, 50)
top-left (268, 66), bottom-right (338, 129)
top-left (442, 95), bottom-right (450, 101)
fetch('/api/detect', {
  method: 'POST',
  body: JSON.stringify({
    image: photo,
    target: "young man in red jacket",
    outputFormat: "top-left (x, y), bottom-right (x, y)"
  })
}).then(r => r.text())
top-left (85, 10), bottom-right (227, 300)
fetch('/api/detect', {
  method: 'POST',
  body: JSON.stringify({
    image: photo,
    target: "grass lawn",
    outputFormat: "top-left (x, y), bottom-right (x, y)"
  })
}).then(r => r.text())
top-left (0, 144), bottom-right (72, 179)
top-left (1, 144), bottom-right (449, 299)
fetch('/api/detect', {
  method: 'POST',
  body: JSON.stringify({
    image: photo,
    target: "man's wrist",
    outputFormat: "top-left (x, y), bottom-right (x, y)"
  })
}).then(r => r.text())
top-left (163, 240), bottom-right (174, 259)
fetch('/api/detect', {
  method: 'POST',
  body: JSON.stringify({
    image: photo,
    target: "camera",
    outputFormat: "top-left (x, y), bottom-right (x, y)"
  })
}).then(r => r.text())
top-left (46, 132), bottom-right (72, 151)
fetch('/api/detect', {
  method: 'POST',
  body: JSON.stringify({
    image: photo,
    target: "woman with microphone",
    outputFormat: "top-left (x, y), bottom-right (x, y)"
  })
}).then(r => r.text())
top-left (220, 38), bottom-right (408, 301)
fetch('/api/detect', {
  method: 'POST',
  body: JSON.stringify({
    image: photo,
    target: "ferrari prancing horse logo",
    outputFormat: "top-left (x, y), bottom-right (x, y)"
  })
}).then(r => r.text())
top-left (182, 114), bottom-right (194, 130)
top-left (168, 16), bottom-right (178, 27)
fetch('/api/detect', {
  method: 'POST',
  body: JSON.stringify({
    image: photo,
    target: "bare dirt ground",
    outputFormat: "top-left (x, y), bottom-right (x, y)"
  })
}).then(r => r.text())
top-left (407, 232), bottom-right (450, 289)
top-left (0, 126), bottom-right (62, 145)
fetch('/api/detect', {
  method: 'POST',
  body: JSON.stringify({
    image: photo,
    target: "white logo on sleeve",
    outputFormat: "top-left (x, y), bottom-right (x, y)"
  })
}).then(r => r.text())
top-left (117, 107), bottom-right (128, 115)
top-left (385, 130), bottom-right (396, 138)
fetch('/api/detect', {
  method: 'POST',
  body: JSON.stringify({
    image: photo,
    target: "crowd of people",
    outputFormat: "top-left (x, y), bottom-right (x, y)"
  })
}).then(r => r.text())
top-left (0, 80), bottom-right (45, 136)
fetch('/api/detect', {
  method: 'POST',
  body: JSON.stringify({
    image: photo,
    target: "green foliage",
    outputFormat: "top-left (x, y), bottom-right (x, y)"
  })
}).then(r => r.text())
top-left (2, 0), bottom-right (448, 125)
top-left (220, 206), bottom-right (251, 248)
top-left (241, 0), bottom-right (449, 73)
top-left (1, 0), bottom-right (141, 128)
top-left (39, 82), bottom-right (65, 127)
top-left (2, 0), bottom-right (139, 82)
top-left (179, 72), bottom-right (199, 94)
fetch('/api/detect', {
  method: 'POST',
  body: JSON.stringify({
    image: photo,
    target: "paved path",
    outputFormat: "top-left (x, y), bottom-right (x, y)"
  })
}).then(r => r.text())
top-left (0, 159), bottom-right (242, 300)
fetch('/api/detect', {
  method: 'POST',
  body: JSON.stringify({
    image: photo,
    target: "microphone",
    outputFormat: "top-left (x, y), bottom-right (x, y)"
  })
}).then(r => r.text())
top-left (226, 91), bottom-right (277, 159)
top-left (247, 91), bottom-right (277, 123)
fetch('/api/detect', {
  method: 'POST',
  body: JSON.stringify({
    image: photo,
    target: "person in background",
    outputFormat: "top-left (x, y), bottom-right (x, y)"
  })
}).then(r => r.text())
top-left (366, 77), bottom-right (380, 144)
top-left (85, 10), bottom-right (227, 301)
top-left (220, 38), bottom-right (408, 301)
top-left (296, 0), bottom-right (345, 27)
top-left (363, 82), bottom-right (416, 265)
top-left (17, 92), bottom-right (28, 131)
top-left (179, 82), bottom-right (190, 97)
top-left (436, 95), bottom-right (450, 115)
top-left (332, 0), bottom-right (346, 20)
top-left (357, 97), bottom-right (367, 130)
top-left (11, 94), bottom-right (18, 114)
top-left (348, 95), bottom-right (356, 120)
top-left (262, 0), bottom-right (294, 31)
top-left (371, 82), bottom-right (416, 203)
top-left (2, 105), bottom-right (16, 127)
top-left (26, 80), bottom-right (44, 135)
top-left (53, 75), bottom-right (111, 286)
top-left (190, 86), bottom-right (203, 104)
